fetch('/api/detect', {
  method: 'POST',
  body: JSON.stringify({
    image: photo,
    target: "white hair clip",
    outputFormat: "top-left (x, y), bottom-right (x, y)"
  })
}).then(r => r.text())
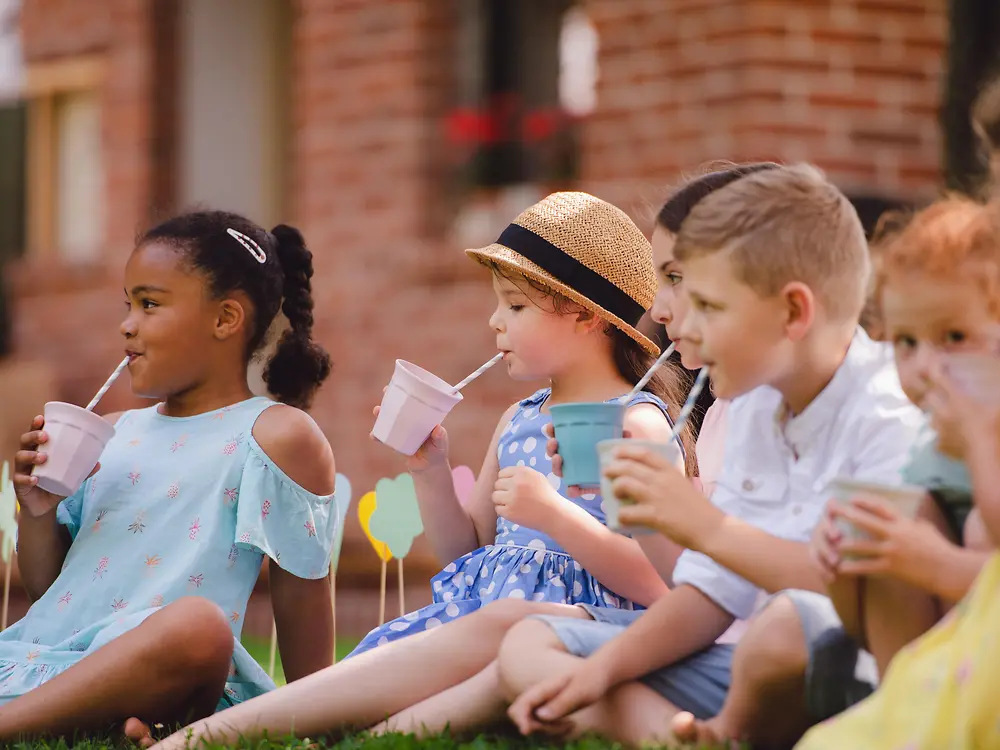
top-left (227, 228), bottom-right (267, 263)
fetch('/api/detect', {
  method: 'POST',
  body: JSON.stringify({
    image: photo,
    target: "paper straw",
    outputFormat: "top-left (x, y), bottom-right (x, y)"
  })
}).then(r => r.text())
top-left (85, 357), bottom-right (130, 412)
top-left (669, 367), bottom-right (709, 441)
top-left (621, 342), bottom-right (677, 404)
top-left (451, 353), bottom-right (504, 393)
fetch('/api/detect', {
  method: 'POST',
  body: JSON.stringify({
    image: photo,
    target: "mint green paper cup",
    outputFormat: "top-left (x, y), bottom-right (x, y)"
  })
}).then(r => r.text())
top-left (549, 402), bottom-right (625, 487)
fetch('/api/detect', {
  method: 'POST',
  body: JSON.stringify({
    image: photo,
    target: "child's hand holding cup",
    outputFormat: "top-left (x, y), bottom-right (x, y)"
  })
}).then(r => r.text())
top-left (597, 438), bottom-right (681, 535)
top-left (18, 405), bottom-right (113, 517)
top-left (826, 477), bottom-right (925, 561)
top-left (372, 360), bottom-right (463, 458)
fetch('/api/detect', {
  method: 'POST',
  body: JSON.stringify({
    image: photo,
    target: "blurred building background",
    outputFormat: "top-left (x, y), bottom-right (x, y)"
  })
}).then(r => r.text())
top-left (0, 0), bottom-right (980, 636)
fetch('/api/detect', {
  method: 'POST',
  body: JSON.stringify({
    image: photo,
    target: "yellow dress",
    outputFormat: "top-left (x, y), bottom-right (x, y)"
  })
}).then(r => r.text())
top-left (796, 553), bottom-right (1000, 750)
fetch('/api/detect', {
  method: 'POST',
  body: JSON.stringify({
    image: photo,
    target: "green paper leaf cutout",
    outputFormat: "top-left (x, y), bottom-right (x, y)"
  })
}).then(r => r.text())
top-left (368, 472), bottom-right (423, 559)
top-left (331, 473), bottom-right (352, 573)
top-left (0, 462), bottom-right (17, 565)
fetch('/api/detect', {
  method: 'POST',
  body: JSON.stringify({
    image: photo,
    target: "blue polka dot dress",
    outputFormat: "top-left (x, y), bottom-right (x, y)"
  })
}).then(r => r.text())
top-left (0, 397), bottom-right (336, 711)
top-left (347, 388), bottom-right (677, 657)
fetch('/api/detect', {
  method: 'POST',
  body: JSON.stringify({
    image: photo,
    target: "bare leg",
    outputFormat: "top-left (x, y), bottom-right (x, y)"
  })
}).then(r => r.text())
top-left (151, 600), bottom-right (584, 749)
top-left (0, 597), bottom-right (233, 742)
top-left (373, 661), bottom-right (507, 738)
top-left (672, 594), bottom-right (811, 750)
top-left (497, 619), bottom-right (684, 746)
top-left (862, 497), bottom-right (954, 676)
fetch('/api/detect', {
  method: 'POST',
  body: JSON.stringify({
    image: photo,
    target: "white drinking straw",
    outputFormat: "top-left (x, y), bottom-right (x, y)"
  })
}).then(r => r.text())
top-left (451, 353), bottom-right (504, 394)
top-left (621, 342), bottom-right (677, 404)
top-left (85, 357), bottom-right (130, 412)
top-left (669, 367), bottom-right (709, 441)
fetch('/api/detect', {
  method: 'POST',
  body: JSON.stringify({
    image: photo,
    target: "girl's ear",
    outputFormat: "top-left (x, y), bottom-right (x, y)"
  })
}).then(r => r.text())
top-left (575, 309), bottom-right (606, 335)
top-left (214, 298), bottom-right (247, 341)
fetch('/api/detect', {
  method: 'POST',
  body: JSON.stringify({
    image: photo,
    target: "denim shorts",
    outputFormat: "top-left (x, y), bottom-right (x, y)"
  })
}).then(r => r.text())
top-left (783, 589), bottom-right (878, 720)
top-left (529, 605), bottom-right (734, 720)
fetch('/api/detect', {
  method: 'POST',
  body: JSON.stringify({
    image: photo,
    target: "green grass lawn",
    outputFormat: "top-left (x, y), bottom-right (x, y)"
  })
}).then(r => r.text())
top-left (8, 734), bottom-right (653, 750)
top-left (6, 638), bottom-right (729, 749)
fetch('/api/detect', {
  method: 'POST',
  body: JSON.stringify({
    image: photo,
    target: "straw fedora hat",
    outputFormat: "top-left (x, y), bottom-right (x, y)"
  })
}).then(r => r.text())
top-left (466, 192), bottom-right (660, 355)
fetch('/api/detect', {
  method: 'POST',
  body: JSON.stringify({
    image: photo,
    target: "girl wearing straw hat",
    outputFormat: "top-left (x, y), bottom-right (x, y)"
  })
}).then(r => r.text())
top-left (346, 191), bottom-right (695, 657)
top-left (149, 191), bottom-right (695, 750)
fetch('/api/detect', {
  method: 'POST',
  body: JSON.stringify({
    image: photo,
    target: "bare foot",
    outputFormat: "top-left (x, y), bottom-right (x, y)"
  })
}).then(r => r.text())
top-left (671, 711), bottom-right (738, 749)
top-left (124, 717), bottom-right (155, 748)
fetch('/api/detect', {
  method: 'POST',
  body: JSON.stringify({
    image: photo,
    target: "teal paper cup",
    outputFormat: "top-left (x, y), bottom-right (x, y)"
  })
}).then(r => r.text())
top-left (549, 402), bottom-right (625, 487)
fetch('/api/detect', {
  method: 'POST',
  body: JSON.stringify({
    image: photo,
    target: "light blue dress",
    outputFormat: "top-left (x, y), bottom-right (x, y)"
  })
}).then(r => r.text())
top-left (347, 388), bottom-right (678, 657)
top-left (1, 397), bottom-right (335, 710)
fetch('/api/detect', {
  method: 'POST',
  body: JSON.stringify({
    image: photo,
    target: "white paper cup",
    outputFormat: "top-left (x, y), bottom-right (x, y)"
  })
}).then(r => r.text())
top-left (31, 401), bottom-right (116, 500)
top-left (828, 476), bottom-right (925, 559)
top-left (372, 360), bottom-right (463, 456)
top-left (597, 438), bottom-right (681, 535)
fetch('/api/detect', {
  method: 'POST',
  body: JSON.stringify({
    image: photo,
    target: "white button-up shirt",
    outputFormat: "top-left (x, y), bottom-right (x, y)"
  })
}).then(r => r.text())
top-left (674, 329), bottom-right (924, 619)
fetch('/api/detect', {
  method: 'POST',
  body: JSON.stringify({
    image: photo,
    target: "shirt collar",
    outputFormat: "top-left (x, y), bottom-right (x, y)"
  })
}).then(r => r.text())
top-left (776, 328), bottom-right (873, 456)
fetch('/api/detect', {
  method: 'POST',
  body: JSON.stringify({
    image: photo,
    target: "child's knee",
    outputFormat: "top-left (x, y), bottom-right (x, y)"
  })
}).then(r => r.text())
top-left (497, 618), bottom-right (566, 702)
top-left (740, 594), bottom-right (808, 682)
top-left (916, 493), bottom-right (959, 543)
top-left (157, 597), bottom-right (234, 673)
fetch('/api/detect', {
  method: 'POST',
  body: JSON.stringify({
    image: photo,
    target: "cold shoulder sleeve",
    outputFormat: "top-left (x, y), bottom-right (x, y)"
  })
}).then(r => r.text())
top-left (55, 483), bottom-right (88, 540)
top-left (234, 434), bottom-right (337, 579)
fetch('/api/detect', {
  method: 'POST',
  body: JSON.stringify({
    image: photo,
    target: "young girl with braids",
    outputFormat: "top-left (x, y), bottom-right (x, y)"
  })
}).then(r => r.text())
top-left (6, 211), bottom-right (337, 742)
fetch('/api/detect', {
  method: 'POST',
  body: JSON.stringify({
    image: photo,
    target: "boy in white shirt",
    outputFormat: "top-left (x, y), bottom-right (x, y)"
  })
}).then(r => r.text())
top-left (496, 164), bottom-right (924, 745)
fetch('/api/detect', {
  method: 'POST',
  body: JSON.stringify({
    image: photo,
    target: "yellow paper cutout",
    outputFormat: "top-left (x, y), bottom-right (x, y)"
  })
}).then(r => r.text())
top-left (358, 491), bottom-right (392, 563)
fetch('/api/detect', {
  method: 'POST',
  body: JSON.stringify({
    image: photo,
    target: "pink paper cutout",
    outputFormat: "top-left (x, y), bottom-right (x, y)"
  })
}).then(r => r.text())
top-left (452, 465), bottom-right (476, 507)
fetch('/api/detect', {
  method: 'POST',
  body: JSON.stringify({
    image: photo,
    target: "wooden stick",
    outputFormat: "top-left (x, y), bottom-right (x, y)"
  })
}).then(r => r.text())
top-left (397, 558), bottom-right (405, 616)
top-left (268, 619), bottom-right (278, 679)
top-left (330, 572), bottom-right (337, 665)
top-left (1, 558), bottom-right (10, 631)
top-left (378, 559), bottom-right (387, 625)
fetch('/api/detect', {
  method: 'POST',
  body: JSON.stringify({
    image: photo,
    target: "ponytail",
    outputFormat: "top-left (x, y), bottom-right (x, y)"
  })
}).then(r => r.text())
top-left (263, 225), bottom-right (333, 409)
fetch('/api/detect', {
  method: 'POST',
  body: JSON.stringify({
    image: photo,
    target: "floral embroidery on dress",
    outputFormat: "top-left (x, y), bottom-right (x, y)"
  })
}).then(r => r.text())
top-left (188, 518), bottom-right (201, 540)
top-left (128, 514), bottom-right (146, 534)
top-left (128, 471), bottom-right (141, 486)
top-left (170, 434), bottom-right (188, 453)
top-left (223, 434), bottom-right (244, 455)
top-left (188, 573), bottom-right (204, 588)
top-left (167, 482), bottom-right (180, 499)
top-left (223, 487), bottom-right (238, 505)
top-left (57, 592), bottom-right (72, 609)
top-left (261, 499), bottom-right (271, 520)
top-left (304, 521), bottom-right (316, 537)
top-left (111, 598), bottom-right (128, 612)
top-left (92, 510), bottom-right (108, 533)
top-left (92, 557), bottom-right (109, 581)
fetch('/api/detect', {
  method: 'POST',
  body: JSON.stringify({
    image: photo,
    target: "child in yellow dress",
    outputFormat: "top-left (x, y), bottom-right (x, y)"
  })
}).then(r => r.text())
top-left (795, 197), bottom-right (1000, 749)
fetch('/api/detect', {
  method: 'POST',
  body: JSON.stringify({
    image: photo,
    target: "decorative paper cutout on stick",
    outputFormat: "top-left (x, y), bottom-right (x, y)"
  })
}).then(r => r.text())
top-left (0, 463), bottom-right (17, 565)
top-left (369, 473), bottom-right (424, 559)
top-left (330, 473), bottom-right (352, 573)
top-left (0, 462), bottom-right (16, 632)
top-left (358, 491), bottom-right (392, 563)
top-left (452, 465), bottom-right (476, 508)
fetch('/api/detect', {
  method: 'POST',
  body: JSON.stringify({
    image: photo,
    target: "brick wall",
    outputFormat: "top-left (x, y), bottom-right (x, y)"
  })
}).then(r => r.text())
top-left (11, 0), bottom-right (950, 602)
top-left (578, 0), bottom-right (946, 216)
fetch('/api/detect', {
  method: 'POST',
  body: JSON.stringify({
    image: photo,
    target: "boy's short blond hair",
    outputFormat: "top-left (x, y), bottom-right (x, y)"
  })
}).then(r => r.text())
top-left (673, 164), bottom-right (870, 323)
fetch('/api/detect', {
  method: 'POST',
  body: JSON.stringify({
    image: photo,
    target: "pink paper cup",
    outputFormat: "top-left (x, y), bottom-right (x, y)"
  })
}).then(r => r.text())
top-left (31, 401), bottom-right (116, 500)
top-left (828, 477), bottom-right (925, 560)
top-left (372, 360), bottom-right (463, 456)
